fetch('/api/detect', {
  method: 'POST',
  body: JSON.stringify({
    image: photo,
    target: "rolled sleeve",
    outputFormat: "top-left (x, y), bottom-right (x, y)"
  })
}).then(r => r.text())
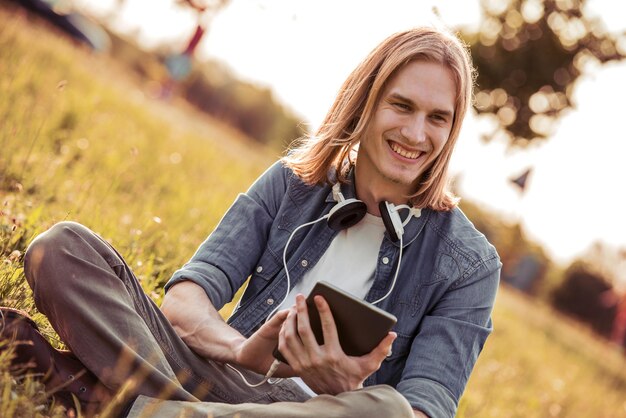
top-left (167, 261), bottom-right (232, 308)
top-left (397, 378), bottom-right (457, 418)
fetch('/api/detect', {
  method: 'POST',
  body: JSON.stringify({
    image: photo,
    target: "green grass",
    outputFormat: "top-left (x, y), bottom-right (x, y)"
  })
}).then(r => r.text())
top-left (1, 5), bottom-right (625, 418)
top-left (0, 5), bottom-right (274, 306)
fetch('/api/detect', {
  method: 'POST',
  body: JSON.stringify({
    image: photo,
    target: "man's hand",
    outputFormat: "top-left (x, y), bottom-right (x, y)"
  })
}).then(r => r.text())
top-left (231, 309), bottom-right (295, 377)
top-left (162, 281), bottom-right (294, 376)
top-left (276, 294), bottom-right (396, 395)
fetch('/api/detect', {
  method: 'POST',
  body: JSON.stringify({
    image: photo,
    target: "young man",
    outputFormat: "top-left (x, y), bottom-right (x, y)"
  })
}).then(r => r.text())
top-left (3, 26), bottom-right (500, 418)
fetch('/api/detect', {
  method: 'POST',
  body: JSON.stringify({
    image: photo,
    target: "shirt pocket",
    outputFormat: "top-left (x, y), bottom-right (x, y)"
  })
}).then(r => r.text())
top-left (401, 252), bottom-right (459, 318)
top-left (390, 274), bottom-right (445, 321)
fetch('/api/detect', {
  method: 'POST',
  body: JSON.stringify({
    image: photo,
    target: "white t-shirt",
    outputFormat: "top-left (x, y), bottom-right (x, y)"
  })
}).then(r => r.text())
top-left (279, 213), bottom-right (386, 395)
top-left (279, 213), bottom-right (386, 308)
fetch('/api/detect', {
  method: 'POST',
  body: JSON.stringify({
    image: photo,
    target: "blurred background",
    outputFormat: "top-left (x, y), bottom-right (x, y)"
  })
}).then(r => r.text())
top-left (1, 0), bottom-right (625, 416)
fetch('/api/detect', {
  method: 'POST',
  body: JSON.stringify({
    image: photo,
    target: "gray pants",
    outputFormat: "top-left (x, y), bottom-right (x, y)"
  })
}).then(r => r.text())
top-left (24, 222), bottom-right (413, 417)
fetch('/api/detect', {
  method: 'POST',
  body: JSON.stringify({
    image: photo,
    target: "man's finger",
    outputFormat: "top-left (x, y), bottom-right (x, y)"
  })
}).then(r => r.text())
top-left (278, 308), bottom-right (304, 365)
top-left (365, 332), bottom-right (397, 363)
top-left (267, 309), bottom-right (289, 325)
top-left (294, 294), bottom-right (319, 348)
top-left (314, 295), bottom-right (340, 348)
top-left (260, 309), bottom-right (290, 336)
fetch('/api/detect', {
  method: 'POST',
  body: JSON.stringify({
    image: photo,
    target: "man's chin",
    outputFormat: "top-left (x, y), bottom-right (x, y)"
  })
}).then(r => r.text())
top-left (378, 176), bottom-right (418, 191)
top-left (381, 171), bottom-right (419, 188)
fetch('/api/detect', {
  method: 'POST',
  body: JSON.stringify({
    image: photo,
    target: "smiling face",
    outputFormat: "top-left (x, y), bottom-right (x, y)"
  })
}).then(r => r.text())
top-left (355, 60), bottom-right (457, 207)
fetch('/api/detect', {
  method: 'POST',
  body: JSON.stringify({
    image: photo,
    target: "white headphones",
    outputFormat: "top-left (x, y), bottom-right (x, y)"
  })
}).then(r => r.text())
top-left (330, 183), bottom-right (418, 242)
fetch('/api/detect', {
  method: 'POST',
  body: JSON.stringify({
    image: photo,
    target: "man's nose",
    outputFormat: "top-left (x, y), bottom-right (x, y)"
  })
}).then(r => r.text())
top-left (400, 115), bottom-right (427, 143)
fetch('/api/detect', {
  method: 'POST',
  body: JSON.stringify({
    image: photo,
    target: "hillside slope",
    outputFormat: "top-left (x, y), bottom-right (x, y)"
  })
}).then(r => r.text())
top-left (0, 5), bottom-right (625, 418)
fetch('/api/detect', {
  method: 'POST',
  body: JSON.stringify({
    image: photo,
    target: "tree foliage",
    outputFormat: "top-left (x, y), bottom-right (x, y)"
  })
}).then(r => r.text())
top-left (463, 0), bottom-right (626, 145)
top-left (551, 261), bottom-right (616, 337)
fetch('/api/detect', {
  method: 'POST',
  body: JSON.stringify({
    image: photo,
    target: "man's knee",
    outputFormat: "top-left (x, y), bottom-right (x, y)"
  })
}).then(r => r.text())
top-left (24, 221), bottom-right (92, 286)
top-left (353, 385), bottom-right (414, 418)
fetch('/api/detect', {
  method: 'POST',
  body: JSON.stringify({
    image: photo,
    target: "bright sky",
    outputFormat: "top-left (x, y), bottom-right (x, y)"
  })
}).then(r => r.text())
top-left (74, 0), bottom-right (626, 275)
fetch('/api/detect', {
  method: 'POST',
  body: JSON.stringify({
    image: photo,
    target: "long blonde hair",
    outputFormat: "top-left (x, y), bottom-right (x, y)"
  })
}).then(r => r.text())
top-left (283, 27), bottom-right (475, 211)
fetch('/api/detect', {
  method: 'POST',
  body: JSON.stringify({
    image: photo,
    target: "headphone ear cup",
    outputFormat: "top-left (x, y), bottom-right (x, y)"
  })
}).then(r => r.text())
top-left (328, 199), bottom-right (367, 231)
top-left (379, 201), bottom-right (403, 242)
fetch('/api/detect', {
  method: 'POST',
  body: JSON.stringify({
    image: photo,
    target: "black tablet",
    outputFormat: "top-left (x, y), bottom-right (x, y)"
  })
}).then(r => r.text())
top-left (273, 280), bottom-right (397, 364)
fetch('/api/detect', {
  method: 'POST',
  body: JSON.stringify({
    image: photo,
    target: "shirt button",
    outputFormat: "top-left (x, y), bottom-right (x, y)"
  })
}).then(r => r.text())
top-left (301, 259), bottom-right (308, 267)
top-left (256, 266), bottom-right (263, 273)
top-left (382, 257), bottom-right (390, 265)
top-left (266, 298), bottom-right (274, 305)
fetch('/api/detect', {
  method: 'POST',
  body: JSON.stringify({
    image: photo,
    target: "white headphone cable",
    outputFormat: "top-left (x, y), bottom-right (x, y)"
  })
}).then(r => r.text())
top-left (266, 214), bottom-right (330, 322)
top-left (226, 358), bottom-right (282, 388)
top-left (372, 205), bottom-right (419, 305)
top-left (372, 234), bottom-right (403, 305)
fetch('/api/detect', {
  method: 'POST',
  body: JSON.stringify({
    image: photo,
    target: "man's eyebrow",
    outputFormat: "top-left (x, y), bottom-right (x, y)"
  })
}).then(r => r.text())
top-left (387, 92), bottom-right (454, 117)
top-left (387, 92), bottom-right (413, 104)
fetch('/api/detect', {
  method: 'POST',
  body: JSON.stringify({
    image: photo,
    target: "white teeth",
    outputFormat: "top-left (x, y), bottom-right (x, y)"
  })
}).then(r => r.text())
top-left (390, 142), bottom-right (421, 159)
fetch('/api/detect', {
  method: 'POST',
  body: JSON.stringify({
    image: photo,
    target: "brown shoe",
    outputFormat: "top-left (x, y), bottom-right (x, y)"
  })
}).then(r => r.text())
top-left (0, 307), bottom-right (111, 416)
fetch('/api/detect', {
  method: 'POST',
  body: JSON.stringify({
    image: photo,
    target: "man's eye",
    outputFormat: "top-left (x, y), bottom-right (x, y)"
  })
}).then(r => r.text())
top-left (393, 102), bottom-right (410, 111)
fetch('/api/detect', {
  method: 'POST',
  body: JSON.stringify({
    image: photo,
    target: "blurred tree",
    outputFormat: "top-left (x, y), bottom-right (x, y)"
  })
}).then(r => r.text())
top-left (181, 60), bottom-right (303, 146)
top-left (462, 0), bottom-right (626, 146)
top-left (582, 241), bottom-right (626, 288)
top-left (552, 260), bottom-right (616, 337)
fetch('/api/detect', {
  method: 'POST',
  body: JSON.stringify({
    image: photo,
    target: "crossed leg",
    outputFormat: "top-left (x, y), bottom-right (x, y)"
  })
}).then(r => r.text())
top-left (23, 221), bottom-right (413, 417)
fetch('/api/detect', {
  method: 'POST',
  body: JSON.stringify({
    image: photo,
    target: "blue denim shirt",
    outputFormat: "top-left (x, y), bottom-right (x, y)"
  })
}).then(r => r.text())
top-left (166, 161), bottom-right (501, 418)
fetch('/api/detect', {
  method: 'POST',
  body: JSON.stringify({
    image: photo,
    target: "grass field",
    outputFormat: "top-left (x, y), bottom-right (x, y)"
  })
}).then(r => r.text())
top-left (1, 5), bottom-right (625, 418)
